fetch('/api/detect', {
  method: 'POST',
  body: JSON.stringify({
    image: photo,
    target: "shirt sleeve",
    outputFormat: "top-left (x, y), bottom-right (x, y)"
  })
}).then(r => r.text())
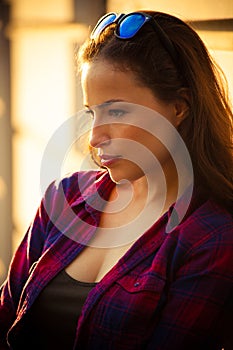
top-left (0, 170), bottom-right (101, 348)
top-left (0, 189), bottom-right (51, 348)
top-left (146, 217), bottom-right (233, 350)
top-left (0, 172), bottom-right (90, 349)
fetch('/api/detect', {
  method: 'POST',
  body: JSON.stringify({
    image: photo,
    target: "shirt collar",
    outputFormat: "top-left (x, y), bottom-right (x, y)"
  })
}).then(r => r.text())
top-left (70, 170), bottom-right (114, 210)
top-left (70, 171), bottom-right (207, 233)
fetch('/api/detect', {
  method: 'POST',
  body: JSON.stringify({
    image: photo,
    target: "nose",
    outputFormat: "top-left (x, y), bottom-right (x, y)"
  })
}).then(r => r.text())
top-left (89, 114), bottom-right (111, 149)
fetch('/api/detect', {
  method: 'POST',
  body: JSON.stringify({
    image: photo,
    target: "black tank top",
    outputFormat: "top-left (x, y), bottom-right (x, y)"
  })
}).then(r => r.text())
top-left (13, 270), bottom-right (97, 350)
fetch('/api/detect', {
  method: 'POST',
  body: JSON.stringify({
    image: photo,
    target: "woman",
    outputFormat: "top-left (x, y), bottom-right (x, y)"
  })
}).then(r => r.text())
top-left (1, 10), bottom-right (233, 350)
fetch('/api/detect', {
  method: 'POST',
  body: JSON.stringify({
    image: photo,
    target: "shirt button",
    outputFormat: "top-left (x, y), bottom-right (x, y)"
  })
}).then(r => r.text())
top-left (134, 282), bottom-right (140, 287)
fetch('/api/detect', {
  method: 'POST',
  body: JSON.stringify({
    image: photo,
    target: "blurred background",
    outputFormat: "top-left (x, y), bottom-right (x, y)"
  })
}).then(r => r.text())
top-left (0, 0), bottom-right (232, 284)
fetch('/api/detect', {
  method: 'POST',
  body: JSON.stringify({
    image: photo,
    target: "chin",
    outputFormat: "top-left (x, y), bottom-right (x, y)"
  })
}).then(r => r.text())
top-left (107, 171), bottom-right (124, 184)
top-left (107, 167), bottom-right (145, 185)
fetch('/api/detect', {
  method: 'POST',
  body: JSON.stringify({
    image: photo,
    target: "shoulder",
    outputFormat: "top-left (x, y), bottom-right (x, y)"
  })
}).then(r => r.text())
top-left (165, 199), bottom-right (233, 282)
top-left (181, 199), bottom-right (232, 239)
top-left (174, 198), bottom-right (233, 259)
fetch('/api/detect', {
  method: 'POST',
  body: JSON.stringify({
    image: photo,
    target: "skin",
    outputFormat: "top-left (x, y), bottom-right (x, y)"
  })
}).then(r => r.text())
top-left (65, 60), bottom-right (188, 282)
top-left (82, 60), bottom-right (187, 199)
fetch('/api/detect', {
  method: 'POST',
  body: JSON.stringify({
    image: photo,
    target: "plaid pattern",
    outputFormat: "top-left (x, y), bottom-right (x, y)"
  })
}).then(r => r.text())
top-left (0, 170), bottom-right (232, 349)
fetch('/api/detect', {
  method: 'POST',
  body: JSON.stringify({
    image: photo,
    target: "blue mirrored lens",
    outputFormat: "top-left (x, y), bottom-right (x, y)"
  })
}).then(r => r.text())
top-left (118, 13), bottom-right (145, 39)
top-left (93, 13), bottom-right (117, 37)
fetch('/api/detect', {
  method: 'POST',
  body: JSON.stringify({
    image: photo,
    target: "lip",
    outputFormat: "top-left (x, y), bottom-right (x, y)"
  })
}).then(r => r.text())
top-left (99, 154), bottom-right (122, 166)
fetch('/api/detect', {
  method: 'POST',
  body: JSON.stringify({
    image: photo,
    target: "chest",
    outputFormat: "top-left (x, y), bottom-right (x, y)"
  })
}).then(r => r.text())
top-left (65, 241), bottom-right (134, 283)
top-left (65, 197), bottom-right (150, 283)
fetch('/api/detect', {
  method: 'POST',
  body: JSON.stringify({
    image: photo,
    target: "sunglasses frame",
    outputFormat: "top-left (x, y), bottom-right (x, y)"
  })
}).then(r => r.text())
top-left (90, 12), bottom-right (178, 63)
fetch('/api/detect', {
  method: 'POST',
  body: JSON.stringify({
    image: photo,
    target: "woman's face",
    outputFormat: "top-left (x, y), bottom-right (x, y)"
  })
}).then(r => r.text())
top-left (81, 60), bottom-right (184, 184)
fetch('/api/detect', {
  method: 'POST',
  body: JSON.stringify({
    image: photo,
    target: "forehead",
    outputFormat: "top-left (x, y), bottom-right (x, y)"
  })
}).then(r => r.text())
top-left (81, 60), bottom-right (144, 106)
top-left (81, 60), bottom-right (139, 88)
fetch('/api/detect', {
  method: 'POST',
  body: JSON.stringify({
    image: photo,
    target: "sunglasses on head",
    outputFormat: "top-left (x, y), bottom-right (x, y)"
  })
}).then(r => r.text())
top-left (91, 12), bottom-right (177, 63)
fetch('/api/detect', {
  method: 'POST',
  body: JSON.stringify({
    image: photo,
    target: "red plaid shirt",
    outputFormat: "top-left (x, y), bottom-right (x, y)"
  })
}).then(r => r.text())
top-left (0, 170), bottom-right (233, 349)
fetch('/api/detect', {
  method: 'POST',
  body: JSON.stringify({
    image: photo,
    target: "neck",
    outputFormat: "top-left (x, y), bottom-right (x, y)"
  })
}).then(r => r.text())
top-left (111, 154), bottom-right (193, 216)
top-left (109, 175), bottom-right (176, 217)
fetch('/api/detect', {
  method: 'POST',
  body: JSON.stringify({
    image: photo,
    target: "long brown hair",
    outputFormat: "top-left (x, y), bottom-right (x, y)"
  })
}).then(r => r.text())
top-left (77, 11), bottom-right (233, 211)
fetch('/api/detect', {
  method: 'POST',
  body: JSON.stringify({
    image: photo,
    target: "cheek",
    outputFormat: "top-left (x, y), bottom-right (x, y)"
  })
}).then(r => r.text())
top-left (110, 125), bottom-right (174, 170)
top-left (149, 139), bottom-right (171, 164)
top-left (115, 131), bottom-right (165, 168)
top-left (130, 132), bottom-right (172, 168)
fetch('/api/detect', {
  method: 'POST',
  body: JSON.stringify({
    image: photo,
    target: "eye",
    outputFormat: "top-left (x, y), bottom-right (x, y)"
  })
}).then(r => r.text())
top-left (108, 109), bottom-right (127, 118)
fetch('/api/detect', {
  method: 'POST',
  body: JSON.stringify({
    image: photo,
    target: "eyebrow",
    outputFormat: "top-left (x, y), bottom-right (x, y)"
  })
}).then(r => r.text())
top-left (84, 99), bottom-right (126, 110)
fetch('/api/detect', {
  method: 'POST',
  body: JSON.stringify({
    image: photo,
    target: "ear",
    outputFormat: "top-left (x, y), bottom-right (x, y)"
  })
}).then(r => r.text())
top-left (174, 88), bottom-right (190, 127)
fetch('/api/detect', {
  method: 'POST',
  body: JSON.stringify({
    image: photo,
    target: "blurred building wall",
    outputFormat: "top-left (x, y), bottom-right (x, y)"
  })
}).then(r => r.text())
top-left (108, 0), bottom-right (233, 20)
top-left (0, 0), bottom-right (12, 284)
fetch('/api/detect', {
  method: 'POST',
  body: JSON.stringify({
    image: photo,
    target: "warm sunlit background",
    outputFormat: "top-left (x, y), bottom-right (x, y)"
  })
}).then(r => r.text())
top-left (0, 0), bottom-right (232, 284)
